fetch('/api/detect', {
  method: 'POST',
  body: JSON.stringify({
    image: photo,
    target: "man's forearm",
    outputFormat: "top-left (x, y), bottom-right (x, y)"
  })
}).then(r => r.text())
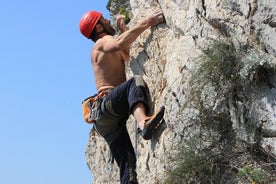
top-left (115, 18), bottom-right (150, 50)
top-left (115, 9), bottom-right (165, 50)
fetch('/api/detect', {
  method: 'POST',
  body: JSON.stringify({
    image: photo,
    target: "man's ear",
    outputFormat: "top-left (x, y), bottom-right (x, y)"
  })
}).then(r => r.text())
top-left (95, 24), bottom-right (103, 32)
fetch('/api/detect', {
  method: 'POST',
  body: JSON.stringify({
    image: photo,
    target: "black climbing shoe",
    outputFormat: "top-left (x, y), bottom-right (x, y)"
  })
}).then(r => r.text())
top-left (142, 106), bottom-right (165, 140)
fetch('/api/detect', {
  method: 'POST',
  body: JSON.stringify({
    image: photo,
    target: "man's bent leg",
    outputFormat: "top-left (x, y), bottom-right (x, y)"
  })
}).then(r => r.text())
top-left (104, 75), bottom-right (152, 117)
top-left (132, 102), bottom-right (148, 130)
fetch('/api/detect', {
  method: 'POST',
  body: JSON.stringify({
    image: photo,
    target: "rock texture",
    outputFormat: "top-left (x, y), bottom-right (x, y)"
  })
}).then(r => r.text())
top-left (86, 0), bottom-right (276, 183)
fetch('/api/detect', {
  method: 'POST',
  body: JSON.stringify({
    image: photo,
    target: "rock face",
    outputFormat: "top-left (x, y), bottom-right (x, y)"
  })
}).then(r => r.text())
top-left (86, 0), bottom-right (276, 183)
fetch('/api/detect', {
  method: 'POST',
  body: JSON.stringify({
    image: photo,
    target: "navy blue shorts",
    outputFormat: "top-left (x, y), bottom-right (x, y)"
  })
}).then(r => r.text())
top-left (95, 76), bottom-right (151, 143)
top-left (105, 76), bottom-right (151, 117)
top-left (94, 75), bottom-right (151, 184)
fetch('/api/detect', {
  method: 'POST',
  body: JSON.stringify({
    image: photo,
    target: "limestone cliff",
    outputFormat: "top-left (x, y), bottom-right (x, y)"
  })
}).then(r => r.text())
top-left (86, 0), bottom-right (276, 183)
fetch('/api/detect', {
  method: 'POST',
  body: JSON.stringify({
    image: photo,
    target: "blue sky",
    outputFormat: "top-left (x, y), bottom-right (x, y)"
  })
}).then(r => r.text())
top-left (0, 0), bottom-right (109, 183)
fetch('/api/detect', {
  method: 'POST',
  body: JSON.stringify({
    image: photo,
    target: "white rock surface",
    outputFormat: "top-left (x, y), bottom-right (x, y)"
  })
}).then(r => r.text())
top-left (86, 0), bottom-right (276, 183)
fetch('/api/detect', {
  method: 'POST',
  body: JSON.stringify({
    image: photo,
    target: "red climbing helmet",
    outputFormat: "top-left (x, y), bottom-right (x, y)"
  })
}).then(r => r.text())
top-left (79, 11), bottom-right (102, 38)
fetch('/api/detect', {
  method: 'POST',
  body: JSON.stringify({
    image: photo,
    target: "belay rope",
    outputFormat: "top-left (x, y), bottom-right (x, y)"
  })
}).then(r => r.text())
top-left (107, 149), bottom-right (114, 173)
top-left (135, 120), bottom-right (138, 157)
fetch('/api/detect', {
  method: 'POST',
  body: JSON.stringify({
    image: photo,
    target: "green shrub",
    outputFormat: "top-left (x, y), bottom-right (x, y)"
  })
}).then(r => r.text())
top-left (164, 41), bottom-right (276, 184)
top-left (118, 7), bottom-right (130, 24)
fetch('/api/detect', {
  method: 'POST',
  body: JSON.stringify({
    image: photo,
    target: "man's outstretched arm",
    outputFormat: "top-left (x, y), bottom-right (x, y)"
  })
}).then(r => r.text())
top-left (101, 9), bottom-right (165, 53)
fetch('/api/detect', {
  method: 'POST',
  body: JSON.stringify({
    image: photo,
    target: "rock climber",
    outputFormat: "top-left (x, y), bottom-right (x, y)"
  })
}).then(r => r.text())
top-left (79, 9), bottom-right (165, 184)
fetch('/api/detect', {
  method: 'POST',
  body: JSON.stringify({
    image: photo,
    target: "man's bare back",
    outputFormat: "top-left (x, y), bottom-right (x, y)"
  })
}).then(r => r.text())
top-left (92, 35), bottom-right (129, 92)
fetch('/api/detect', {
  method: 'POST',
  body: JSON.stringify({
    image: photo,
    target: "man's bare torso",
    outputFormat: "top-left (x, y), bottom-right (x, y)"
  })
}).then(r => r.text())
top-left (92, 36), bottom-right (129, 92)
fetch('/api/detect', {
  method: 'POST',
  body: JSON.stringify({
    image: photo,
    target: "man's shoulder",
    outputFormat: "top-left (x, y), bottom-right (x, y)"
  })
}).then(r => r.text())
top-left (95, 35), bottom-right (114, 46)
top-left (101, 35), bottom-right (114, 41)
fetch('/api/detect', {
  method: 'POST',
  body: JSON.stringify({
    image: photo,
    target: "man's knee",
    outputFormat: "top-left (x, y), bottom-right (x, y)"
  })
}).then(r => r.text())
top-left (132, 75), bottom-right (152, 114)
top-left (133, 75), bottom-right (146, 88)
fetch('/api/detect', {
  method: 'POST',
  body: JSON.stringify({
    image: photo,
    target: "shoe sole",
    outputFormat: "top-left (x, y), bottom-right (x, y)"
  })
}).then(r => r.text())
top-left (142, 106), bottom-right (165, 140)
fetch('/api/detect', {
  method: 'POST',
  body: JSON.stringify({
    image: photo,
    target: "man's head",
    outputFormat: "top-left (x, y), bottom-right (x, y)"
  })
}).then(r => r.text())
top-left (79, 11), bottom-right (116, 42)
top-left (79, 11), bottom-right (102, 39)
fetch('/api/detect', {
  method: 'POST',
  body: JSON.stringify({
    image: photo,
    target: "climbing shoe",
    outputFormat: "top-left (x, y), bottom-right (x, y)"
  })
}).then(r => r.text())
top-left (142, 106), bottom-right (165, 140)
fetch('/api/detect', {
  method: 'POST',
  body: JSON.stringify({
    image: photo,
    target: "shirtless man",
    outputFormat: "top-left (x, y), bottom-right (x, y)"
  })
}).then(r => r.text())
top-left (79, 9), bottom-right (165, 184)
